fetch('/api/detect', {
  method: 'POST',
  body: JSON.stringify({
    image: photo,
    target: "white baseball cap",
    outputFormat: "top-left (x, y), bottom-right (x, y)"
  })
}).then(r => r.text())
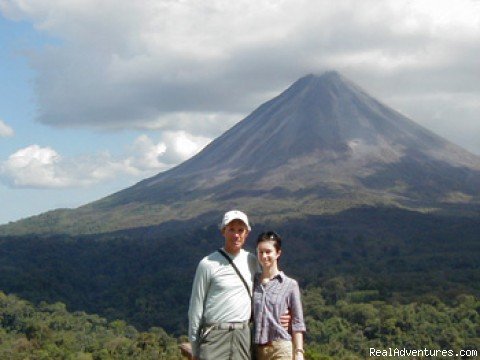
top-left (220, 210), bottom-right (251, 231)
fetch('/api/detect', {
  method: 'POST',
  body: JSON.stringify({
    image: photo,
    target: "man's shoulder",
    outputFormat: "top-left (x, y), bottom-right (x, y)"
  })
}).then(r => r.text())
top-left (244, 249), bottom-right (255, 257)
top-left (236, 249), bottom-right (257, 264)
top-left (246, 251), bottom-right (257, 263)
top-left (238, 248), bottom-right (255, 259)
top-left (199, 250), bottom-right (225, 266)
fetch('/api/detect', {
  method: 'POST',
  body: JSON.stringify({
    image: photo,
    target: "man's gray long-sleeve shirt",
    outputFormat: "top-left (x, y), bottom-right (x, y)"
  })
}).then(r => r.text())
top-left (188, 248), bottom-right (259, 357)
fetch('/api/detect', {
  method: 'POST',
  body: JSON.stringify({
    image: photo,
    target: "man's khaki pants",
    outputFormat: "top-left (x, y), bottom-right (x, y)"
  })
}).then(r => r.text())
top-left (199, 324), bottom-right (251, 360)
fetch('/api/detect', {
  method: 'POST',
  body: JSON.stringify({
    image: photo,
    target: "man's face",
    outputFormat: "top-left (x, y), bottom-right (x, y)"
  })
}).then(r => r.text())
top-left (222, 219), bottom-right (249, 254)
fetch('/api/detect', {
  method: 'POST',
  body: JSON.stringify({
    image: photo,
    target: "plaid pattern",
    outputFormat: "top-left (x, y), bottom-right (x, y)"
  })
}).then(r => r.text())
top-left (253, 272), bottom-right (306, 345)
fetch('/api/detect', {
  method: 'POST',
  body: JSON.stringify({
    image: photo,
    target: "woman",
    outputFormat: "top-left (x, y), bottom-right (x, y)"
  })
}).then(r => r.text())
top-left (253, 231), bottom-right (306, 360)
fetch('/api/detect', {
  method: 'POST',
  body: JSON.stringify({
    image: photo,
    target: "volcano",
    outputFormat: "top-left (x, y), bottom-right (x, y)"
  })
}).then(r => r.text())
top-left (3, 71), bottom-right (480, 235)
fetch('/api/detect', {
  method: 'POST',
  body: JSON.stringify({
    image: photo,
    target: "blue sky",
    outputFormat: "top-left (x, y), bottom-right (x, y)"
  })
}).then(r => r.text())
top-left (0, 15), bottom-right (157, 222)
top-left (1, 0), bottom-right (479, 225)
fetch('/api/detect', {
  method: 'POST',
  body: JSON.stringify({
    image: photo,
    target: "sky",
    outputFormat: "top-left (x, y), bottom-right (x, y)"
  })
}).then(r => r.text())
top-left (1, 0), bottom-right (479, 225)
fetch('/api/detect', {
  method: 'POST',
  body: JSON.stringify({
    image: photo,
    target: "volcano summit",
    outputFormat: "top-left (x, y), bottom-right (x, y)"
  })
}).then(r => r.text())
top-left (3, 71), bottom-right (480, 235)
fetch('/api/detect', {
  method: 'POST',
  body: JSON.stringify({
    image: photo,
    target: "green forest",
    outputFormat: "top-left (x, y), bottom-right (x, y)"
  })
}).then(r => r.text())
top-left (0, 291), bottom-right (183, 359)
top-left (1, 289), bottom-right (479, 359)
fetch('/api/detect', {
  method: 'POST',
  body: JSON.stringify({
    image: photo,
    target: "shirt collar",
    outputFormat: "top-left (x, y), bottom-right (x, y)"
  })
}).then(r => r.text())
top-left (255, 270), bottom-right (285, 283)
top-left (275, 271), bottom-right (286, 282)
top-left (267, 271), bottom-right (285, 282)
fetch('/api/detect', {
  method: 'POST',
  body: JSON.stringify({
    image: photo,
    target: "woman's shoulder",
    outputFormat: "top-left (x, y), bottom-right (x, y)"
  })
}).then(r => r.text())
top-left (280, 272), bottom-right (299, 288)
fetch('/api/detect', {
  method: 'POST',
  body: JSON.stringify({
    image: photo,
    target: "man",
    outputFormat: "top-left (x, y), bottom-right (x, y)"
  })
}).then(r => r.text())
top-left (188, 210), bottom-right (258, 360)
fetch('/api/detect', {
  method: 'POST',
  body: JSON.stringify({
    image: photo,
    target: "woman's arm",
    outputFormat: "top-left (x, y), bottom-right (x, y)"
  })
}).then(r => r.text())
top-left (290, 279), bottom-right (306, 358)
top-left (292, 331), bottom-right (304, 359)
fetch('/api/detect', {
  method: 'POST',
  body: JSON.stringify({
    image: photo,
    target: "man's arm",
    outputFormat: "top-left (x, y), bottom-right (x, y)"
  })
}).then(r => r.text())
top-left (279, 309), bottom-right (291, 331)
top-left (188, 259), bottom-right (209, 359)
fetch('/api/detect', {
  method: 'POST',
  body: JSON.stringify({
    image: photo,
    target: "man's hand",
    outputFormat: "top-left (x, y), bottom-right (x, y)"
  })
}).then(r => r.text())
top-left (279, 309), bottom-right (291, 332)
top-left (179, 342), bottom-right (195, 360)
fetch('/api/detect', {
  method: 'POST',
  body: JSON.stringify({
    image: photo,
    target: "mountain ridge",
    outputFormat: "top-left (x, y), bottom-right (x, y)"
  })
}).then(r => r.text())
top-left (2, 71), bottom-right (480, 235)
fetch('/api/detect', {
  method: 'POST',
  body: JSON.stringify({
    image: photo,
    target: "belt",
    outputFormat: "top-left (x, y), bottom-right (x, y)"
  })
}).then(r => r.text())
top-left (257, 340), bottom-right (290, 346)
top-left (258, 342), bottom-right (273, 346)
top-left (204, 321), bottom-right (249, 331)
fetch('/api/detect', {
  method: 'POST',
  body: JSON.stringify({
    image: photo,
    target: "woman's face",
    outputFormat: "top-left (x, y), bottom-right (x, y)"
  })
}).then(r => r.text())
top-left (257, 240), bottom-right (281, 268)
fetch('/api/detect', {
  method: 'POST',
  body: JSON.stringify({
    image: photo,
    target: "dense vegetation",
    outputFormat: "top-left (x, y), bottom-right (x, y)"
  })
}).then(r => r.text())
top-left (302, 286), bottom-right (479, 359)
top-left (1, 207), bottom-right (479, 358)
top-left (1, 289), bottom-right (478, 359)
top-left (0, 291), bottom-right (183, 359)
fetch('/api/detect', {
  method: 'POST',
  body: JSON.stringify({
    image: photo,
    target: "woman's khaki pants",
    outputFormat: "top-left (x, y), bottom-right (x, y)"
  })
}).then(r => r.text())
top-left (256, 340), bottom-right (293, 360)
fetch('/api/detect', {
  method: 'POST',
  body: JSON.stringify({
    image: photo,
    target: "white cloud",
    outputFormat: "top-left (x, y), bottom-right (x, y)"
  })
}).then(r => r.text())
top-left (126, 135), bottom-right (167, 172)
top-left (125, 131), bottom-right (211, 170)
top-left (0, 144), bottom-right (123, 188)
top-left (0, 0), bottom-right (478, 143)
top-left (157, 131), bottom-right (211, 164)
top-left (0, 0), bottom-right (479, 226)
top-left (0, 119), bottom-right (14, 137)
top-left (0, 132), bottom-right (211, 189)
top-left (1, 145), bottom-right (67, 187)
top-left (140, 112), bottom-right (243, 138)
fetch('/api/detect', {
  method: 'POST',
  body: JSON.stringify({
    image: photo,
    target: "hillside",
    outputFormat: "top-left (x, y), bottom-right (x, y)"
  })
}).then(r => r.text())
top-left (1, 206), bottom-right (479, 334)
top-left (2, 71), bottom-right (480, 236)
